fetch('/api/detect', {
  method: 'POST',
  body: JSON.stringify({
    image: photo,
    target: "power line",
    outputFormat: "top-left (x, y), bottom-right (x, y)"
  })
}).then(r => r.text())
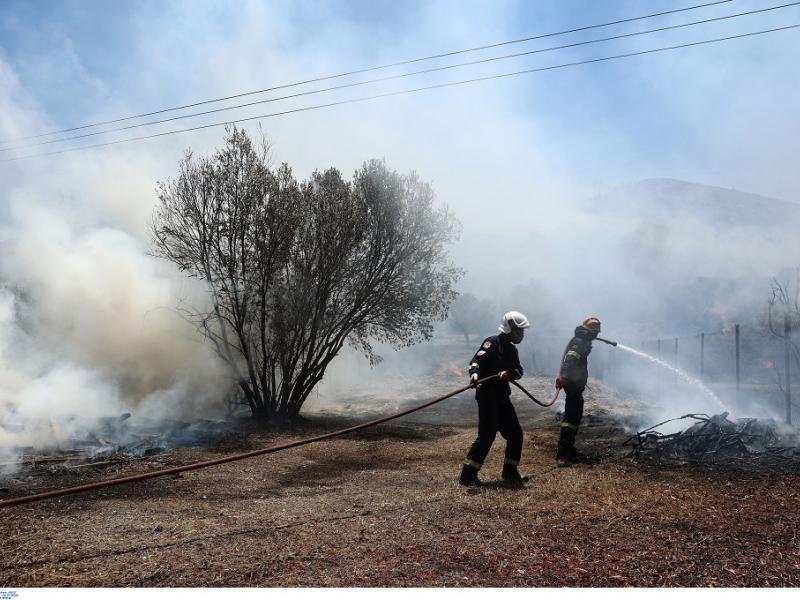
top-left (3, 23), bottom-right (797, 163)
top-left (0, 0), bottom-right (735, 147)
top-left (3, 1), bottom-right (796, 153)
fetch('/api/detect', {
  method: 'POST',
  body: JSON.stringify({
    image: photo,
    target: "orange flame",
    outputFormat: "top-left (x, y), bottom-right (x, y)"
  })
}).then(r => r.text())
top-left (450, 365), bottom-right (465, 377)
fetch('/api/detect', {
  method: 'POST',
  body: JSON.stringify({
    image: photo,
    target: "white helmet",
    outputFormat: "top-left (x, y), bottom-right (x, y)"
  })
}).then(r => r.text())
top-left (499, 311), bottom-right (530, 334)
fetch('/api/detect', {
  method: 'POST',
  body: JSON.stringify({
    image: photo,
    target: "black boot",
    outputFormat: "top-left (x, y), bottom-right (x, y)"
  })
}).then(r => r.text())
top-left (556, 442), bottom-right (575, 461)
top-left (557, 424), bottom-right (578, 461)
top-left (501, 463), bottom-right (529, 483)
top-left (458, 464), bottom-right (482, 487)
top-left (556, 444), bottom-right (598, 464)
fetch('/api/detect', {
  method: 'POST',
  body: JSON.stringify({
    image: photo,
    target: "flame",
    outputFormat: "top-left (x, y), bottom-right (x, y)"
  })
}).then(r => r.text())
top-left (435, 362), bottom-right (466, 378)
top-left (449, 364), bottom-right (465, 377)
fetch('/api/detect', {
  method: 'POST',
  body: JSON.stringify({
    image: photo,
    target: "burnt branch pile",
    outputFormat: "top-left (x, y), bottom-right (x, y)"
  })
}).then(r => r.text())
top-left (624, 412), bottom-right (800, 471)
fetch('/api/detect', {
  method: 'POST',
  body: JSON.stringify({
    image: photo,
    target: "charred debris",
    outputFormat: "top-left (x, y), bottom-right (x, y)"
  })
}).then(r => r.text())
top-left (624, 412), bottom-right (800, 472)
top-left (2, 414), bottom-right (228, 472)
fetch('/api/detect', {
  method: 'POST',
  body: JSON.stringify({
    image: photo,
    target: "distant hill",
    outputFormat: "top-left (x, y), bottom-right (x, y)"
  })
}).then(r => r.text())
top-left (577, 179), bottom-right (800, 282)
top-left (562, 178), bottom-right (800, 330)
top-left (459, 178), bottom-right (800, 333)
top-left (587, 178), bottom-right (800, 233)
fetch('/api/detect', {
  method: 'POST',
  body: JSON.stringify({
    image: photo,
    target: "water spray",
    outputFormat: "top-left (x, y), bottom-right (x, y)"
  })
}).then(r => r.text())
top-left (614, 342), bottom-right (731, 414)
top-left (593, 335), bottom-right (724, 410)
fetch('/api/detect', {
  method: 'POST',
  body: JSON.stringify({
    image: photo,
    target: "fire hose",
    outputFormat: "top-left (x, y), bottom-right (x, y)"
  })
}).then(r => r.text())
top-left (512, 380), bottom-right (559, 407)
top-left (0, 374), bottom-right (554, 509)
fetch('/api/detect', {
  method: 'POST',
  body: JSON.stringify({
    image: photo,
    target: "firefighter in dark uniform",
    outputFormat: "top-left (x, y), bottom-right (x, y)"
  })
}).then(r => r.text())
top-left (556, 317), bottom-right (601, 463)
top-left (458, 311), bottom-right (530, 486)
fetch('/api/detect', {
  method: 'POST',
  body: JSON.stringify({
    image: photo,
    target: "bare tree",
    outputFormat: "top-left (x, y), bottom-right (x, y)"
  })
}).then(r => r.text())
top-left (766, 269), bottom-right (800, 372)
top-left (152, 126), bottom-right (461, 421)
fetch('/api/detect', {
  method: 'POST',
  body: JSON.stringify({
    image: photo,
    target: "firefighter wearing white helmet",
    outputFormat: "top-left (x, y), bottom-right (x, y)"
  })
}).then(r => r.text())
top-left (459, 311), bottom-right (531, 486)
top-left (499, 311), bottom-right (529, 338)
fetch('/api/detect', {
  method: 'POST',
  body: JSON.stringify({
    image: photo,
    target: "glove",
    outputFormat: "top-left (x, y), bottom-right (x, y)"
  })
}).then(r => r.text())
top-left (498, 371), bottom-right (511, 382)
top-left (470, 373), bottom-right (479, 386)
top-left (555, 376), bottom-right (565, 389)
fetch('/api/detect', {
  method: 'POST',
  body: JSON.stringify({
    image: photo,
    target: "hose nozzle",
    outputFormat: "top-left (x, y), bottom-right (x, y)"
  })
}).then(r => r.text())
top-left (596, 336), bottom-right (618, 347)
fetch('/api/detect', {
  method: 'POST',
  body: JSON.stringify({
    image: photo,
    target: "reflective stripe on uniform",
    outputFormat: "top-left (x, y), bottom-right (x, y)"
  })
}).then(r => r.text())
top-left (561, 421), bottom-right (578, 430)
top-left (566, 350), bottom-right (582, 360)
top-left (463, 459), bottom-right (482, 469)
top-left (503, 457), bottom-right (519, 466)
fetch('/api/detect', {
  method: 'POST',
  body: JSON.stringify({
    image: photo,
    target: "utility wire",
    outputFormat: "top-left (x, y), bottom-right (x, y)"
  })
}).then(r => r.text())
top-left (3, 2), bottom-right (796, 153)
top-left (0, 0), bottom-right (735, 147)
top-left (2, 23), bottom-right (797, 163)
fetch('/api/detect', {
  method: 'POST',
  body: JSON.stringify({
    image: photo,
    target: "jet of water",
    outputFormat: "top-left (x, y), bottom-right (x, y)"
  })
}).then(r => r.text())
top-left (615, 343), bottom-right (732, 414)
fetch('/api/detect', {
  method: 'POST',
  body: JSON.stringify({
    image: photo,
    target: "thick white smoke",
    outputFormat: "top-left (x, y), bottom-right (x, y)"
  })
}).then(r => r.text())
top-left (0, 163), bottom-right (233, 459)
top-left (0, 43), bottom-right (240, 460)
top-left (0, 208), bottom-right (234, 455)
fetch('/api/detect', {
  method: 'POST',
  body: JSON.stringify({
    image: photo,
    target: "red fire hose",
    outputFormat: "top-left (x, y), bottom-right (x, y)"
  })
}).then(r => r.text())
top-left (512, 381), bottom-right (560, 407)
top-left (0, 375), bottom-right (554, 509)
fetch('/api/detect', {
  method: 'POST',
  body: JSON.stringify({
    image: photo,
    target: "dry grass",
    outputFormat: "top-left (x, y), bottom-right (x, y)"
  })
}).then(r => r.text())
top-left (1, 376), bottom-right (799, 587)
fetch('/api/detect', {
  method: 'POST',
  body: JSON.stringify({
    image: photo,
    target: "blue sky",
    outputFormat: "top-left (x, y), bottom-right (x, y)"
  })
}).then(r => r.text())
top-left (2, 1), bottom-right (798, 201)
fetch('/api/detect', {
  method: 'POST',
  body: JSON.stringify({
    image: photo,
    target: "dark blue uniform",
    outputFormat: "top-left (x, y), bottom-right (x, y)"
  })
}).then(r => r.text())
top-left (558, 325), bottom-right (594, 453)
top-left (463, 334), bottom-right (524, 471)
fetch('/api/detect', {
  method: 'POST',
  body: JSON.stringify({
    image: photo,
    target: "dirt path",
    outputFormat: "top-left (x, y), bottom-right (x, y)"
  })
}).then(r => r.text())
top-left (1, 378), bottom-right (799, 586)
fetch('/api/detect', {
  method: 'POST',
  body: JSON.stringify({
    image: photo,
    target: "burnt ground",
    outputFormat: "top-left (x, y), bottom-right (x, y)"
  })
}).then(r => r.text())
top-left (1, 375), bottom-right (799, 587)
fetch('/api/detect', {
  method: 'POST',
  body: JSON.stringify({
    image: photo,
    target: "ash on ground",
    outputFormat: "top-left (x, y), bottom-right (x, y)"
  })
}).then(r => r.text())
top-left (624, 412), bottom-right (800, 472)
top-left (1, 414), bottom-right (230, 472)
